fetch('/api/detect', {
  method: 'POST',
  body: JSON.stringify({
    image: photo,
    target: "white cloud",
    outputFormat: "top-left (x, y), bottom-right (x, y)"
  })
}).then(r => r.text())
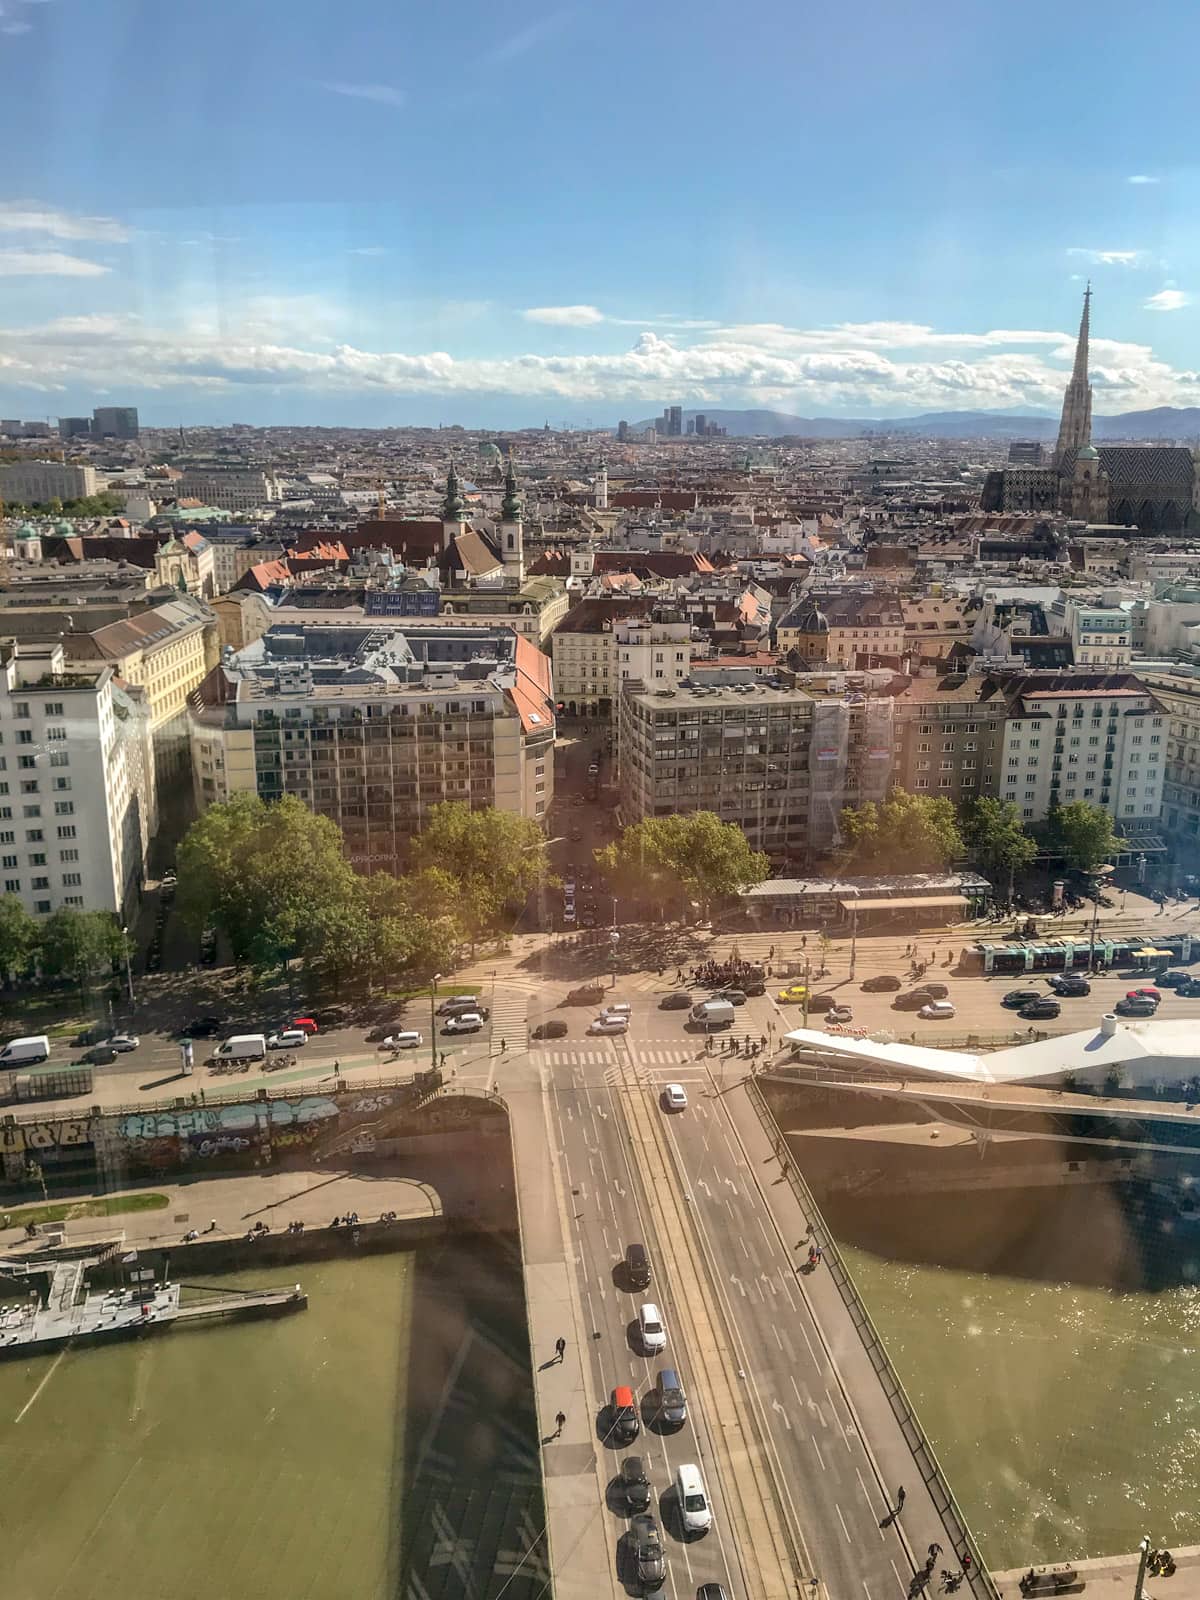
top-left (1145, 289), bottom-right (1190, 312)
top-left (1067, 247), bottom-right (1148, 267)
top-left (348, 245), bottom-right (389, 257)
top-left (2, 305), bottom-right (1198, 414)
top-left (315, 79), bottom-right (405, 108)
top-left (0, 201), bottom-right (130, 243)
top-left (1128, 175), bottom-right (1160, 185)
top-left (522, 304), bottom-right (605, 326)
top-left (0, 250), bottom-right (110, 277)
top-left (1, 21), bottom-right (33, 34)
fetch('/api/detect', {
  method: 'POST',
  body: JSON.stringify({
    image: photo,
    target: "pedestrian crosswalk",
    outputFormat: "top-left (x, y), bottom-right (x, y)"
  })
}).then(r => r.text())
top-left (538, 1046), bottom-right (700, 1067)
top-left (488, 983), bottom-right (529, 1055)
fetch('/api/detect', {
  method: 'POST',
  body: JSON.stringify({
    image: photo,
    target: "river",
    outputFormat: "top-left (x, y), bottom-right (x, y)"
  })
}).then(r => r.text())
top-left (841, 1242), bottom-right (1200, 1567)
top-left (0, 1235), bottom-right (543, 1600)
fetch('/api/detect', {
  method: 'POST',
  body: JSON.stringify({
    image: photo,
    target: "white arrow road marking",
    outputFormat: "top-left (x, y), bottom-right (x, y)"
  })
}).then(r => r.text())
top-left (771, 1398), bottom-right (792, 1431)
top-left (729, 1274), bottom-right (747, 1297)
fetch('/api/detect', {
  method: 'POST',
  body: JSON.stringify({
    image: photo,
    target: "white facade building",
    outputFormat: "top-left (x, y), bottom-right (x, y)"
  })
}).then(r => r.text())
top-left (0, 461), bottom-right (99, 505)
top-left (1061, 598), bottom-right (1132, 666)
top-left (178, 465), bottom-right (280, 512)
top-left (0, 641), bottom-right (151, 918)
top-left (999, 680), bottom-right (1165, 825)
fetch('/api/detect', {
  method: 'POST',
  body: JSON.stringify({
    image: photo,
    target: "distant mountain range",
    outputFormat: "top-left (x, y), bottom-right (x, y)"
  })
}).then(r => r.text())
top-left (625, 406), bottom-right (1200, 442)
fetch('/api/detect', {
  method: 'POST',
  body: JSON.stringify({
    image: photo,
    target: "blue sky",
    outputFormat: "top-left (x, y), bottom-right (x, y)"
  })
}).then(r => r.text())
top-left (0, 0), bottom-right (1197, 426)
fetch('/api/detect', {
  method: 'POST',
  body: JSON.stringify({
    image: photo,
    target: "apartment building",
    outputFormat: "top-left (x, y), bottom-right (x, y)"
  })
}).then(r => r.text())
top-left (614, 613), bottom-right (692, 697)
top-left (891, 673), bottom-right (1007, 805)
top-left (63, 596), bottom-right (220, 789)
top-left (0, 640), bottom-right (152, 917)
top-left (1135, 663), bottom-right (1200, 858)
top-left (1059, 597), bottom-right (1132, 666)
top-left (617, 670), bottom-right (893, 864)
top-left (550, 597), bottom-right (655, 716)
top-left (439, 576), bottom-right (569, 645)
top-left (776, 588), bottom-right (906, 666)
top-left (190, 623), bottom-right (555, 872)
top-left (996, 675), bottom-right (1164, 825)
top-left (901, 595), bottom-right (971, 661)
top-left (177, 465), bottom-right (281, 513)
top-left (0, 461), bottom-right (99, 505)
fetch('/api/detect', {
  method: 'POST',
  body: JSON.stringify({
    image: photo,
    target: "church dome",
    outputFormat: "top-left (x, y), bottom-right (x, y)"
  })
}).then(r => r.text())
top-left (1077, 444), bottom-right (1099, 461)
top-left (791, 602), bottom-right (829, 633)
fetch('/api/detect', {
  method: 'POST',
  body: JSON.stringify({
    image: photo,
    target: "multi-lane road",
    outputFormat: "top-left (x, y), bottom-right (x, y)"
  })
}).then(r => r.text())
top-left (542, 989), bottom-right (928, 1600)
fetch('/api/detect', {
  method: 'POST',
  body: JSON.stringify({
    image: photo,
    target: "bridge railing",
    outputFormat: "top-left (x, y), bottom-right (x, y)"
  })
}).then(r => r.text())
top-left (745, 1074), bottom-right (1000, 1600)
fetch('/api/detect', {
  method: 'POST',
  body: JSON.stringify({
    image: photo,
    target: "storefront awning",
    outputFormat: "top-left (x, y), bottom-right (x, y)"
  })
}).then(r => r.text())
top-left (838, 894), bottom-right (969, 911)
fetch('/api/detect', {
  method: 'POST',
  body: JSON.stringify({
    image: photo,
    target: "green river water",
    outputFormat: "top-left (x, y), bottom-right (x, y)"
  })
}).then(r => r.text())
top-left (842, 1244), bottom-right (1200, 1567)
top-left (0, 1240), bottom-right (543, 1600)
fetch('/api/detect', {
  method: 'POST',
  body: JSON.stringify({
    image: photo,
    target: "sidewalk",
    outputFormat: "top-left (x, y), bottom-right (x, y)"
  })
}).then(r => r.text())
top-left (505, 1078), bottom-right (621, 1600)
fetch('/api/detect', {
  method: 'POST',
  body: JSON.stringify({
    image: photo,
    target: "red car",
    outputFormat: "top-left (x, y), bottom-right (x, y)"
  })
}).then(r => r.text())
top-left (291, 1017), bottom-right (319, 1034)
top-left (1125, 988), bottom-right (1161, 1003)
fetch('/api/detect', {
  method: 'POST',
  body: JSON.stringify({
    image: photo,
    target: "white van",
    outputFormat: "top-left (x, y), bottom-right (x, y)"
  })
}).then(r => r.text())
top-left (0, 1034), bottom-right (50, 1067)
top-left (214, 1033), bottom-right (267, 1061)
top-left (675, 1462), bottom-right (712, 1536)
top-left (690, 999), bottom-right (734, 1031)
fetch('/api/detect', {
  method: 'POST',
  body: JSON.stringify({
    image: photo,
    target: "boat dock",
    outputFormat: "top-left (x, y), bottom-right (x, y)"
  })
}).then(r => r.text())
top-left (0, 1244), bottom-right (306, 1358)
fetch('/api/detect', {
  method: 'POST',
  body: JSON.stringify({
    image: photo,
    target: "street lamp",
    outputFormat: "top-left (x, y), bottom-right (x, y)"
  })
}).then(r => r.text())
top-left (849, 890), bottom-right (859, 980)
top-left (429, 973), bottom-right (442, 1075)
top-left (1133, 1535), bottom-right (1151, 1600)
top-left (610, 897), bottom-right (619, 989)
top-left (121, 924), bottom-right (135, 1006)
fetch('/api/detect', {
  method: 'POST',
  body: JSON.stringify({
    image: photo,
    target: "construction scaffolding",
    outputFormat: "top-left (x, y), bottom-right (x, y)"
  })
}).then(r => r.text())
top-left (808, 698), bottom-right (850, 852)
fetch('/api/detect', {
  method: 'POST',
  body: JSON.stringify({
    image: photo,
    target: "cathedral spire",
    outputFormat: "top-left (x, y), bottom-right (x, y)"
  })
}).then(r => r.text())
top-left (1055, 284), bottom-right (1094, 470)
top-left (501, 456), bottom-right (521, 521)
top-left (442, 461), bottom-right (465, 523)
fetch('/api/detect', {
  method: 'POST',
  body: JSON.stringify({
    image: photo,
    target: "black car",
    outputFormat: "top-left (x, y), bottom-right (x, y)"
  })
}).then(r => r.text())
top-left (532, 1019), bottom-right (569, 1040)
top-left (659, 991), bottom-right (692, 1010)
top-left (892, 989), bottom-right (938, 1011)
top-left (1003, 989), bottom-right (1043, 1009)
top-left (861, 974), bottom-right (902, 992)
top-left (182, 1016), bottom-right (223, 1038)
top-left (1019, 998), bottom-right (1061, 1020)
top-left (654, 1367), bottom-right (687, 1428)
top-left (1178, 978), bottom-right (1200, 998)
top-left (712, 989), bottom-right (746, 1006)
top-left (620, 1456), bottom-right (651, 1513)
top-left (697, 1586), bottom-right (731, 1600)
top-left (610, 1385), bottom-right (640, 1444)
top-left (625, 1242), bottom-right (651, 1290)
top-left (630, 1514), bottom-right (666, 1590)
top-left (1049, 974), bottom-right (1091, 996)
top-left (1158, 969), bottom-right (1191, 988)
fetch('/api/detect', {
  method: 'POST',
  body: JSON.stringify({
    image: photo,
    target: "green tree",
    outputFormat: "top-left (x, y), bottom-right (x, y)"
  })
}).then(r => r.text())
top-left (963, 796), bottom-right (1038, 898)
top-left (0, 895), bottom-right (37, 982)
top-left (409, 802), bottom-right (548, 932)
top-left (176, 793), bottom-right (358, 972)
top-left (1050, 800), bottom-right (1118, 873)
top-left (38, 909), bottom-right (129, 994)
top-left (596, 811), bottom-right (768, 920)
top-left (839, 788), bottom-right (963, 872)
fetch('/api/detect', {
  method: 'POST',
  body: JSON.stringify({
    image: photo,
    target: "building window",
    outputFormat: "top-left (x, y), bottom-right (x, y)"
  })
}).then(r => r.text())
top-left (54, 802), bottom-right (74, 816)
top-left (17, 756), bottom-right (34, 770)
top-left (57, 825), bottom-right (76, 840)
top-left (60, 848), bottom-right (79, 862)
top-left (45, 727), bottom-right (66, 743)
top-left (22, 805), bottom-right (39, 818)
top-left (30, 876), bottom-right (48, 890)
top-left (15, 730), bottom-right (32, 746)
top-left (63, 896), bottom-right (83, 907)
top-left (49, 751), bottom-right (69, 768)
top-left (61, 872), bottom-right (81, 887)
top-left (43, 702), bottom-right (63, 717)
top-left (34, 900), bottom-right (50, 914)
top-left (915, 777), bottom-right (930, 789)
top-left (13, 703), bottom-right (28, 719)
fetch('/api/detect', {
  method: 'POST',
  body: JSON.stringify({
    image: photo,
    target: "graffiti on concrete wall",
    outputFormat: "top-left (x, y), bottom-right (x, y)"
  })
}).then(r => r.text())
top-left (0, 1119), bottom-right (90, 1155)
top-left (117, 1096), bottom-right (340, 1146)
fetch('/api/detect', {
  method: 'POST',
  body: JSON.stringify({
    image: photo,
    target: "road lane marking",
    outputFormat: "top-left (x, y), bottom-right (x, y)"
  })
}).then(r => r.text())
top-left (796, 1318), bottom-right (819, 1365)
top-left (836, 1502), bottom-right (852, 1544)
top-left (857, 1468), bottom-right (885, 1540)
top-left (771, 1398), bottom-right (792, 1432)
top-left (738, 1236), bottom-right (749, 1257)
top-left (892, 1559), bottom-right (907, 1597)
top-left (810, 1432), bottom-right (826, 1469)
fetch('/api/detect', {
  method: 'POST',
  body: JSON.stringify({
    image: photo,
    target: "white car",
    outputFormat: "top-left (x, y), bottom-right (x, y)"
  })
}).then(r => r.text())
top-left (638, 1302), bottom-right (667, 1353)
top-left (267, 1029), bottom-right (308, 1050)
top-left (662, 1083), bottom-right (688, 1111)
top-left (381, 1031), bottom-right (423, 1049)
top-left (588, 1015), bottom-right (628, 1035)
top-left (917, 1000), bottom-right (956, 1021)
top-left (442, 1012), bottom-right (484, 1035)
top-left (600, 1002), bottom-right (632, 1019)
top-left (108, 1033), bottom-right (140, 1053)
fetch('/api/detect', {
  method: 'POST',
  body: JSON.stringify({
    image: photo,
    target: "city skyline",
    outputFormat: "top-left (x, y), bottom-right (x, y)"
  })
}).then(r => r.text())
top-left (0, 0), bottom-right (1196, 425)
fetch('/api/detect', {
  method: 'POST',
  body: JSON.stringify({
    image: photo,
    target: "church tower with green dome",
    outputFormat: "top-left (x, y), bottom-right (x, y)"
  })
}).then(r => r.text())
top-left (499, 458), bottom-right (525, 583)
top-left (441, 462), bottom-right (467, 550)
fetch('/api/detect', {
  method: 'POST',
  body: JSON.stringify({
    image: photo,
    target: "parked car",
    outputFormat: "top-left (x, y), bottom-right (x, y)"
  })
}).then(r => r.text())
top-left (1018, 998), bottom-right (1061, 1020)
top-left (1003, 989), bottom-right (1043, 1009)
top-left (599, 1002), bottom-right (632, 1019)
top-left (1049, 974), bottom-right (1091, 996)
top-left (917, 1000), bottom-right (957, 1020)
top-left (659, 991), bottom-right (692, 1010)
top-left (662, 1083), bottom-right (688, 1112)
top-left (580, 912), bottom-right (596, 928)
top-left (624, 1242), bottom-right (651, 1289)
top-left (1116, 996), bottom-right (1158, 1017)
top-left (638, 1303), bottom-right (666, 1354)
top-left (1177, 978), bottom-right (1200, 998)
top-left (609, 1385), bottom-right (640, 1444)
top-left (443, 1013), bottom-right (484, 1035)
top-left (84, 1044), bottom-right (118, 1065)
top-left (532, 1019), bottom-right (569, 1040)
top-left (861, 974), bottom-right (902, 992)
top-left (630, 1514), bottom-right (666, 1590)
top-left (919, 981), bottom-right (950, 999)
top-left (566, 983), bottom-right (606, 1006)
top-left (620, 1456), bottom-right (651, 1514)
top-left (367, 1021), bottom-right (407, 1042)
top-left (268, 1029), bottom-right (308, 1050)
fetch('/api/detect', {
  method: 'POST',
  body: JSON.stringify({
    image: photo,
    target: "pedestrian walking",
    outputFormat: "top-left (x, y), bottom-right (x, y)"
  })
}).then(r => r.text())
top-left (769, 945), bottom-right (775, 960)
top-left (554, 1410), bottom-right (566, 1435)
top-left (501, 1038), bottom-right (507, 1053)
top-left (929, 1544), bottom-right (942, 1563)
top-left (554, 1336), bottom-right (566, 1361)
top-left (896, 1485), bottom-right (906, 1510)
top-left (801, 934), bottom-right (807, 948)
top-left (333, 1060), bottom-right (341, 1077)
top-left (439, 1052), bottom-right (446, 1069)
